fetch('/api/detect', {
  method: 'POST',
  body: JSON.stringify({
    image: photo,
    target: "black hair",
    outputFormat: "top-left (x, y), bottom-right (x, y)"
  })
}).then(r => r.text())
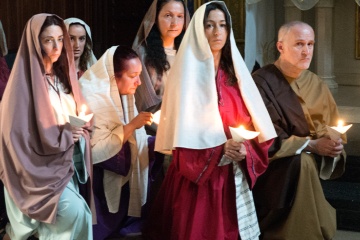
top-left (69, 23), bottom-right (93, 73)
top-left (39, 16), bottom-right (72, 93)
top-left (145, 0), bottom-right (186, 79)
top-left (204, 2), bottom-right (237, 86)
top-left (113, 46), bottom-right (140, 78)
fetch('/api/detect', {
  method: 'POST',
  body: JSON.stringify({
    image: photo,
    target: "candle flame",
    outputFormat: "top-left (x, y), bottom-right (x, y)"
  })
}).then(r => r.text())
top-left (153, 110), bottom-right (161, 125)
top-left (81, 105), bottom-right (87, 113)
top-left (79, 104), bottom-right (87, 118)
top-left (337, 120), bottom-right (344, 128)
top-left (239, 125), bottom-right (245, 130)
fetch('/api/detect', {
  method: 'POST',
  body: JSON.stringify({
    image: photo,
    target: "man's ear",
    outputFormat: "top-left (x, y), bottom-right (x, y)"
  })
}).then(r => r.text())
top-left (276, 41), bottom-right (283, 53)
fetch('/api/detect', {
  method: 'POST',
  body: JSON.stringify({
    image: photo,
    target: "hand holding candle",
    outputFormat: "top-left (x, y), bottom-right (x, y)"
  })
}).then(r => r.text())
top-left (69, 104), bottom-right (94, 127)
top-left (229, 125), bottom-right (260, 142)
top-left (326, 119), bottom-right (352, 141)
top-left (79, 104), bottom-right (87, 118)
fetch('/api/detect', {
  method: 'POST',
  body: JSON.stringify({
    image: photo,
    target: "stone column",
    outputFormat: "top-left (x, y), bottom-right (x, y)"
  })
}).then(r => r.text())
top-left (315, 0), bottom-right (338, 88)
top-left (284, 0), bottom-right (302, 22)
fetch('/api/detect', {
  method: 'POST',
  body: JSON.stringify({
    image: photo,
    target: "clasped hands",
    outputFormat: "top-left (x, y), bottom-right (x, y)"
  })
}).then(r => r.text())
top-left (307, 137), bottom-right (343, 158)
top-left (224, 139), bottom-right (247, 162)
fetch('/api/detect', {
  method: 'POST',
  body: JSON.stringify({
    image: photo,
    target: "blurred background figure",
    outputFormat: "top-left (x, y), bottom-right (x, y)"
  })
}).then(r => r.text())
top-left (0, 20), bottom-right (10, 100)
top-left (64, 17), bottom-right (97, 79)
top-left (132, 0), bottom-right (190, 115)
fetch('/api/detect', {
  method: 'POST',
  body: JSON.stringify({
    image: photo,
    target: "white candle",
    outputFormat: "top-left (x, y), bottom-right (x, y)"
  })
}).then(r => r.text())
top-left (326, 119), bottom-right (352, 141)
top-left (332, 119), bottom-right (352, 134)
top-left (79, 105), bottom-right (87, 118)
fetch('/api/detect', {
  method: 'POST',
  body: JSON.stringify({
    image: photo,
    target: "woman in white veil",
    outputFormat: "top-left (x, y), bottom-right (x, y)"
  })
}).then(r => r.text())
top-left (143, 1), bottom-right (276, 239)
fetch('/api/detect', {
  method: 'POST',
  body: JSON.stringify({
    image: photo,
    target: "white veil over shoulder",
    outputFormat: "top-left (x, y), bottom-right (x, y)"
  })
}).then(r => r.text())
top-left (79, 46), bottom-right (149, 217)
top-left (155, 1), bottom-right (276, 154)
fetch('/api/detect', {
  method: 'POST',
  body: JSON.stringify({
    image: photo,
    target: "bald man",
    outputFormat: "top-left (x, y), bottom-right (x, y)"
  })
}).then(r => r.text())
top-left (252, 21), bottom-right (346, 240)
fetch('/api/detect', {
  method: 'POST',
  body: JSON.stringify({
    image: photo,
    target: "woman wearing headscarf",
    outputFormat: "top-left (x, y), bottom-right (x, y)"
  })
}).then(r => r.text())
top-left (132, 0), bottom-right (190, 114)
top-left (64, 17), bottom-right (97, 79)
top-left (143, 1), bottom-right (277, 240)
top-left (79, 46), bottom-right (162, 239)
top-left (0, 19), bottom-right (10, 236)
top-left (0, 14), bottom-right (93, 239)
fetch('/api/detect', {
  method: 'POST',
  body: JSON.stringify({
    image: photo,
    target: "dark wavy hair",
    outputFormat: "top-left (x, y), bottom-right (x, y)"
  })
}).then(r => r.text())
top-left (114, 46), bottom-right (140, 78)
top-left (69, 23), bottom-right (93, 73)
top-left (204, 3), bottom-right (237, 86)
top-left (39, 16), bottom-right (72, 94)
top-left (145, 0), bottom-right (186, 78)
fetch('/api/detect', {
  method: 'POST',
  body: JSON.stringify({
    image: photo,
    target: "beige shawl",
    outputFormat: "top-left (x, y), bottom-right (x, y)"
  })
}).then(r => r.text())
top-left (64, 17), bottom-right (97, 69)
top-left (0, 14), bottom-right (93, 224)
top-left (132, 0), bottom-right (190, 111)
top-left (79, 46), bottom-right (150, 216)
top-left (155, 1), bottom-right (277, 154)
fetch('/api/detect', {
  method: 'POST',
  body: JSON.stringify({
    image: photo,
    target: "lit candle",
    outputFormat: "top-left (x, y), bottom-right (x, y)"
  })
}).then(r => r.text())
top-left (333, 119), bottom-right (352, 134)
top-left (79, 105), bottom-right (87, 118)
top-left (229, 125), bottom-right (260, 142)
top-left (337, 120), bottom-right (344, 128)
top-left (326, 119), bottom-right (352, 141)
top-left (152, 110), bottom-right (161, 125)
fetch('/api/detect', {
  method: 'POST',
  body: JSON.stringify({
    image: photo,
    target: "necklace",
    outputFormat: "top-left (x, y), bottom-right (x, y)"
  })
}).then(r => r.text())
top-left (45, 74), bottom-right (60, 99)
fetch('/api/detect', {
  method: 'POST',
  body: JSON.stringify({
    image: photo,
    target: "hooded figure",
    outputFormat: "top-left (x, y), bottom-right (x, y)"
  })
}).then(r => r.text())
top-left (132, 0), bottom-right (190, 113)
top-left (0, 14), bottom-right (94, 239)
top-left (79, 46), bottom-right (162, 239)
top-left (64, 17), bottom-right (97, 79)
top-left (144, 1), bottom-right (276, 240)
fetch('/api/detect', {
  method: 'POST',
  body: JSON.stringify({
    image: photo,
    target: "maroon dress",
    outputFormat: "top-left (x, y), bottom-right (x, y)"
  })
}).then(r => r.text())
top-left (143, 68), bottom-right (272, 240)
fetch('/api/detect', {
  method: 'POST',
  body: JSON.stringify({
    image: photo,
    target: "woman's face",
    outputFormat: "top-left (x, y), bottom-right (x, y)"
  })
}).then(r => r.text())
top-left (68, 24), bottom-right (86, 60)
top-left (157, 1), bottom-right (185, 44)
top-left (204, 9), bottom-right (228, 55)
top-left (39, 25), bottom-right (63, 63)
top-left (115, 58), bottom-right (142, 95)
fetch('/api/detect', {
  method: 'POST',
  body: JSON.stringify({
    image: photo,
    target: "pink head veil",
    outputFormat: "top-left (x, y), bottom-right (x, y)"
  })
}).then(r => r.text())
top-left (0, 13), bottom-right (94, 224)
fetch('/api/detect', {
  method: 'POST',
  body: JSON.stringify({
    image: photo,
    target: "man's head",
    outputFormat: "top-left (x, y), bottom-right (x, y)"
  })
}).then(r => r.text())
top-left (277, 21), bottom-right (315, 73)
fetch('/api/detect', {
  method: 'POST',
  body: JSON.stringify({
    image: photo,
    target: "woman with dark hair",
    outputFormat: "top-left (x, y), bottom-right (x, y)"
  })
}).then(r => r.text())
top-left (64, 18), bottom-right (97, 79)
top-left (143, 2), bottom-right (276, 239)
top-left (132, 0), bottom-right (190, 114)
top-left (0, 14), bottom-right (93, 239)
top-left (79, 46), bottom-right (161, 239)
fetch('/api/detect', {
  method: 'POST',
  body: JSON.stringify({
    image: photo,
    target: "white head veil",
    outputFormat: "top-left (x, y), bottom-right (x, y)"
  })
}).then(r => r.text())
top-left (79, 46), bottom-right (149, 217)
top-left (64, 17), bottom-right (97, 68)
top-left (155, 1), bottom-right (276, 154)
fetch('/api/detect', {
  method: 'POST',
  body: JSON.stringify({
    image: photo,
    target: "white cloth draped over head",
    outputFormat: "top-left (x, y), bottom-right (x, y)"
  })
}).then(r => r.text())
top-left (155, 1), bottom-right (277, 154)
top-left (64, 17), bottom-right (97, 68)
top-left (0, 20), bottom-right (8, 56)
top-left (79, 46), bottom-right (150, 216)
